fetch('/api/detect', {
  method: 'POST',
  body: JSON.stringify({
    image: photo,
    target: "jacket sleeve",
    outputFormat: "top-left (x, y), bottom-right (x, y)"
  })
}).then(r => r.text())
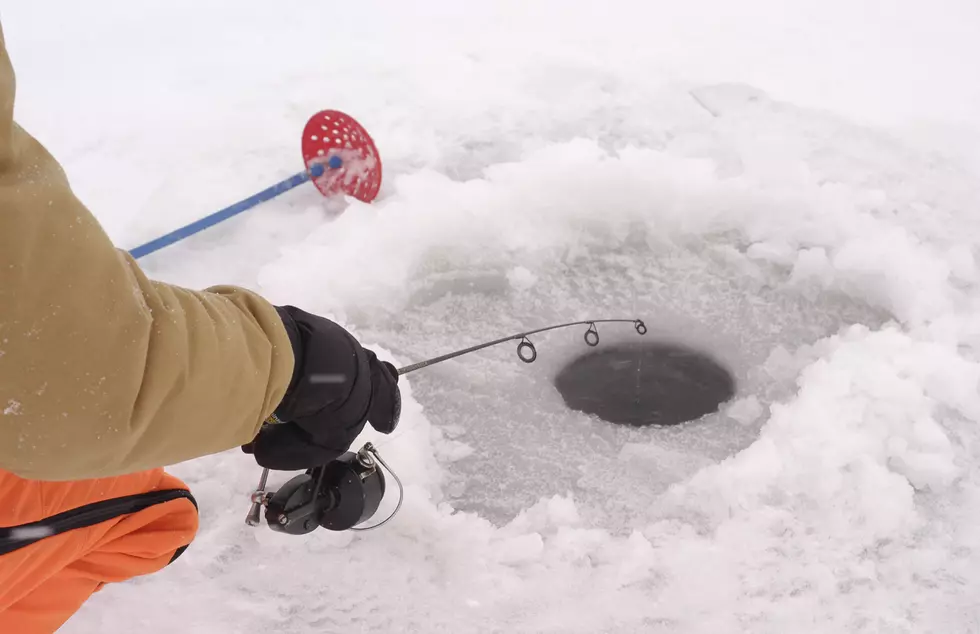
top-left (0, 24), bottom-right (294, 481)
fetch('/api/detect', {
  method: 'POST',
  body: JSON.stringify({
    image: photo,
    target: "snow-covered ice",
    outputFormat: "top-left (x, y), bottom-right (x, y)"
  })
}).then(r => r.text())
top-left (4, 0), bottom-right (980, 631)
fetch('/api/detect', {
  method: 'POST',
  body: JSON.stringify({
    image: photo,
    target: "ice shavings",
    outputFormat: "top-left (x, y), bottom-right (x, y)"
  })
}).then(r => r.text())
top-left (673, 324), bottom-right (969, 530)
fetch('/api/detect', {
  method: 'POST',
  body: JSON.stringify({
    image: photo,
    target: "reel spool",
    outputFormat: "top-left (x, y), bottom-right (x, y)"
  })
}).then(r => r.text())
top-left (247, 443), bottom-right (402, 534)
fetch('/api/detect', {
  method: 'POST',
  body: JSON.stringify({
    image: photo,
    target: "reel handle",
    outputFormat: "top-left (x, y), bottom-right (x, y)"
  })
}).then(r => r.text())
top-left (245, 468), bottom-right (270, 526)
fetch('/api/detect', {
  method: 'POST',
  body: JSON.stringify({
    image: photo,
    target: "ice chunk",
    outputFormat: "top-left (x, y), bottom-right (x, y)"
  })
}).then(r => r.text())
top-left (727, 395), bottom-right (764, 425)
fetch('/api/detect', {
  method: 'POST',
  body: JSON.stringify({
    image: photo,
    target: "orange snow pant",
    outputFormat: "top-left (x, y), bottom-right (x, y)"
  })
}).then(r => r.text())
top-left (0, 467), bottom-right (199, 633)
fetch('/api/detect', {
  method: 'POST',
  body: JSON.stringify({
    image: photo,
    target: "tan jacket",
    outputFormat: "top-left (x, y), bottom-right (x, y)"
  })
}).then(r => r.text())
top-left (0, 23), bottom-right (294, 481)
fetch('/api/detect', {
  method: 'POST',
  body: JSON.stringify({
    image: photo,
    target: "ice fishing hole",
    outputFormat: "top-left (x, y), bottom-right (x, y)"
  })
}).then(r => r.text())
top-left (554, 342), bottom-right (736, 427)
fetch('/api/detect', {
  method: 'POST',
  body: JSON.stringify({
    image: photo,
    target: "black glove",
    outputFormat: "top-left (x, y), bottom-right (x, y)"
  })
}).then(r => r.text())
top-left (242, 305), bottom-right (400, 470)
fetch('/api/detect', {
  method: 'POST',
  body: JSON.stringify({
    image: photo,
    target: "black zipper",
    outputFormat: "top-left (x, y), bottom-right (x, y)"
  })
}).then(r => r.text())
top-left (0, 488), bottom-right (197, 557)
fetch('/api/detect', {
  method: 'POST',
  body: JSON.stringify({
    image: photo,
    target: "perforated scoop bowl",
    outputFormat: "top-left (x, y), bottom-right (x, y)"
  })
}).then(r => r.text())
top-left (301, 110), bottom-right (382, 202)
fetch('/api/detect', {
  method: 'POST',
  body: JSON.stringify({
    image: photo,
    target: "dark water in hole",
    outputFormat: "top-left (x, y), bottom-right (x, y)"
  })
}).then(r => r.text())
top-left (554, 342), bottom-right (736, 427)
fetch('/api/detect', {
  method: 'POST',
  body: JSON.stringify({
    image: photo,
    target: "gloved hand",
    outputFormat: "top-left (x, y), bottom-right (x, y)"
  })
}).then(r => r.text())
top-left (242, 305), bottom-right (400, 470)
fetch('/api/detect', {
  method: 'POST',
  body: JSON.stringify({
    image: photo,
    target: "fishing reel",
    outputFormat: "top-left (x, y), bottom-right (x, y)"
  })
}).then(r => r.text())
top-left (245, 443), bottom-right (403, 534)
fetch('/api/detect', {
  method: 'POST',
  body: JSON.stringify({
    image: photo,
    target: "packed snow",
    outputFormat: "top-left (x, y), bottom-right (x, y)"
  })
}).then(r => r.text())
top-left (4, 0), bottom-right (980, 631)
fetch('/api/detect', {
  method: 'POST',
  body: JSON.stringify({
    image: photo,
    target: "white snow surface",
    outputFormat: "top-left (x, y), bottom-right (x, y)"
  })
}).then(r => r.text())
top-left (4, 0), bottom-right (980, 631)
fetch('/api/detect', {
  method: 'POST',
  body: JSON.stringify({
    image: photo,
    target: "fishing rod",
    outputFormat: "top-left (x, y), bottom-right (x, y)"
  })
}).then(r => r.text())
top-left (397, 318), bottom-right (647, 374)
top-left (245, 317), bottom-right (647, 535)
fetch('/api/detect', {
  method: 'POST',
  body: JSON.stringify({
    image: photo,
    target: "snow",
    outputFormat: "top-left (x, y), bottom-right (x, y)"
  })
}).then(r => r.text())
top-left (3, 0), bottom-right (980, 631)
